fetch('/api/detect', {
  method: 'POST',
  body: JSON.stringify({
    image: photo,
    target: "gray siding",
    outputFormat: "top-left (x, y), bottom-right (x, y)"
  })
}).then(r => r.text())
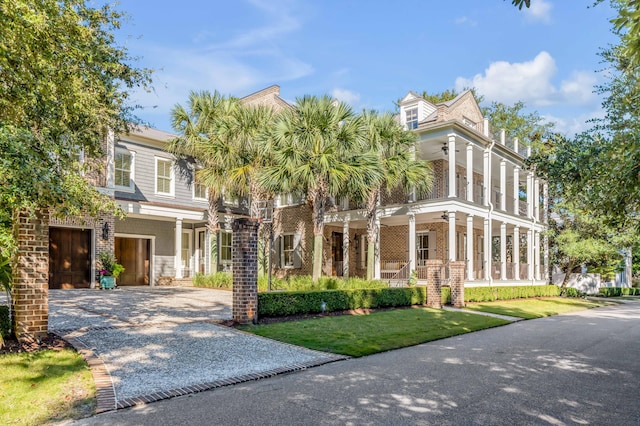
top-left (114, 139), bottom-right (210, 210)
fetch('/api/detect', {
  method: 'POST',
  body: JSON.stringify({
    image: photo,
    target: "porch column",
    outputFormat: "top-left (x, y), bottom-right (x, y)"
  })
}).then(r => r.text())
top-left (175, 218), bottom-right (183, 278)
top-left (343, 219), bottom-right (350, 279)
top-left (484, 218), bottom-right (491, 280)
top-left (448, 211), bottom-right (456, 262)
top-left (408, 212), bottom-right (416, 273)
top-left (467, 214), bottom-right (474, 280)
top-left (527, 229), bottom-right (534, 280)
top-left (534, 230), bottom-right (541, 280)
top-left (374, 218), bottom-right (381, 280)
top-left (527, 172), bottom-right (534, 219)
top-left (534, 178), bottom-right (540, 221)
top-left (513, 226), bottom-right (520, 280)
top-left (500, 222), bottom-right (507, 280)
top-left (500, 160), bottom-right (506, 211)
top-left (483, 148), bottom-right (490, 206)
top-left (448, 134), bottom-right (457, 198)
top-left (466, 142), bottom-right (474, 202)
top-left (513, 166), bottom-right (520, 215)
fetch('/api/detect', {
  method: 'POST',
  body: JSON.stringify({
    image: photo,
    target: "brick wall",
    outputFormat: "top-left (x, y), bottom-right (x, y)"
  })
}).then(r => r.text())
top-left (425, 260), bottom-right (443, 308)
top-left (450, 261), bottom-right (465, 308)
top-left (12, 209), bottom-right (50, 341)
top-left (232, 218), bottom-right (259, 324)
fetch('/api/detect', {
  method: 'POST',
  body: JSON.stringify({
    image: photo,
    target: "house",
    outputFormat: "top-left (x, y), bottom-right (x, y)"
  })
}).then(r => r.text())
top-left (48, 85), bottom-right (547, 288)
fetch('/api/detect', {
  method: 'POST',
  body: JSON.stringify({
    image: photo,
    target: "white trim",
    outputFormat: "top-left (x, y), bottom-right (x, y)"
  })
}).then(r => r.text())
top-left (114, 148), bottom-right (135, 192)
top-left (219, 229), bottom-right (233, 267)
top-left (114, 233), bottom-right (156, 286)
top-left (192, 175), bottom-right (208, 202)
top-left (117, 200), bottom-right (206, 221)
top-left (181, 230), bottom-right (193, 278)
top-left (154, 156), bottom-right (175, 197)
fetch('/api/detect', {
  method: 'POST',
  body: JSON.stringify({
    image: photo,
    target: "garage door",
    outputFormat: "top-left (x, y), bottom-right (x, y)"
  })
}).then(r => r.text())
top-left (115, 237), bottom-right (150, 286)
top-left (49, 228), bottom-right (92, 289)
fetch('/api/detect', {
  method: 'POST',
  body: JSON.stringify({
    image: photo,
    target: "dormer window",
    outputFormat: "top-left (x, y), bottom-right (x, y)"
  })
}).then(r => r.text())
top-left (462, 117), bottom-right (477, 131)
top-left (406, 108), bottom-right (418, 130)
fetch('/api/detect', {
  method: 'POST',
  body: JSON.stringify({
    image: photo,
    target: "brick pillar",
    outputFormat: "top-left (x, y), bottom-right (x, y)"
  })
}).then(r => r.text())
top-left (12, 209), bottom-right (50, 341)
top-left (425, 260), bottom-right (443, 308)
top-left (232, 218), bottom-right (259, 324)
top-left (450, 260), bottom-right (466, 308)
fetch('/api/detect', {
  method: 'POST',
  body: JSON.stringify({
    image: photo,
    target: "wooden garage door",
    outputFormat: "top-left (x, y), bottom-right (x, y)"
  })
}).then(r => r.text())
top-left (115, 237), bottom-right (150, 286)
top-left (49, 228), bottom-right (92, 289)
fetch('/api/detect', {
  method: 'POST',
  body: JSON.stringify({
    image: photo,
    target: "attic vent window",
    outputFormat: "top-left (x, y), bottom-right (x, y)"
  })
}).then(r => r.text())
top-left (406, 108), bottom-right (418, 130)
top-left (462, 117), bottom-right (477, 130)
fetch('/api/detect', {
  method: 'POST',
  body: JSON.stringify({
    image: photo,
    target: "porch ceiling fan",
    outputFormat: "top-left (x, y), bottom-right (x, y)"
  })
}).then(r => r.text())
top-left (432, 143), bottom-right (459, 156)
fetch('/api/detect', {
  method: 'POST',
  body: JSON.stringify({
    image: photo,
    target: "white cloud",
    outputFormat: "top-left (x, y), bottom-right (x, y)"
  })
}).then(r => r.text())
top-left (331, 88), bottom-right (361, 106)
top-left (524, 0), bottom-right (552, 24)
top-left (455, 16), bottom-right (477, 27)
top-left (455, 51), bottom-right (597, 108)
top-left (543, 110), bottom-right (604, 136)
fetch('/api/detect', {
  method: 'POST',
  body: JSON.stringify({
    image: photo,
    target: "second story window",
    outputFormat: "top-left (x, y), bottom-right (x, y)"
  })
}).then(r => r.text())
top-left (406, 108), bottom-right (418, 130)
top-left (156, 158), bottom-right (173, 195)
top-left (193, 175), bottom-right (207, 201)
top-left (115, 150), bottom-right (133, 189)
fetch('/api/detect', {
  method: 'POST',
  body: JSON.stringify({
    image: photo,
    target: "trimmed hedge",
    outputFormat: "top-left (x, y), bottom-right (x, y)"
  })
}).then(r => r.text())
top-left (0, 305), bottom-right (10, 344)
top-left (599, 287), bottom-right (640, 297)
top-left (258, 287), bottom-right (427, 317)
top-left (464, 285), bottom-right (560, 302)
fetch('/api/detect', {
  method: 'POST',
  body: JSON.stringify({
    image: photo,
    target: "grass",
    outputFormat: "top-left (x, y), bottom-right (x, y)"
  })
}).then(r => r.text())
top-left (0, 349), bottom-right (95, 425)
top-left (464, 297), bottom-right (612, 319)
top-left (240, 307), bottom-right (510, 357)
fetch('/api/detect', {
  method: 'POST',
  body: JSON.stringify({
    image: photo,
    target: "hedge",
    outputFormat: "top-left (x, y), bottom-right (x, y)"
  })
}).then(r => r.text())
top-left (599, 287), bottom-right (640, 297)
top-left (0, 305), bottom-right (10, 344)
top-left (463, 285), bottom-right (560, 302)
top-left (258, 287), bottom-right (427, 317)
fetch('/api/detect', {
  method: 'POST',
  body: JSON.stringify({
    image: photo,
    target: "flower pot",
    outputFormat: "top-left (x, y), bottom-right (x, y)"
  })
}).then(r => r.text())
top-left (100, 276), bottom-right (116, 290)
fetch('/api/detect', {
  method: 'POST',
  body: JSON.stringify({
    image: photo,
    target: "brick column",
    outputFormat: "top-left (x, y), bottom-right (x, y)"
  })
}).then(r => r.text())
top-left (450, 260), bottom-right (466, 308)
top-left (425, 259), bottom-right (443, 309)
top-left (232, 218), bottom-right (259, 324)
top-left (12, 209), bottom-right (50, 341)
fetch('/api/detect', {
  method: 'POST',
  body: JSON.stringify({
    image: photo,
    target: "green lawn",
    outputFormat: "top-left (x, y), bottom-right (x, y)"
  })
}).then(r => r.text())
top-left (0, 349), bottom-right (95, 425)
top-left (465, 297), bottom-right (612, 319)
top-left (241, 307), bottom-right (510, 357)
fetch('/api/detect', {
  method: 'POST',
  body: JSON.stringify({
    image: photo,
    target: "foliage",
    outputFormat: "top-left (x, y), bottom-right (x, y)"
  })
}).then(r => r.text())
top-left (193, 272), bottom-right (233, 289)
top-left (98, 252), bottom-right (124, 279)
top-left (241, 307), bottom-right (509, 357)
top-left (0, 306), bottom-right (10, 345)
top-left (465, 298), bottom-right (609, 320)
top-left (0, 349), bottom-right (95, 424)
top-left (258, 287), bottom-right (427, 317)
top-left (599, 287), bottom-right (640, 296)
top-left (482, 101), bottom-right (555, 147)
top-left (463, 285), bottom-right (560, 302)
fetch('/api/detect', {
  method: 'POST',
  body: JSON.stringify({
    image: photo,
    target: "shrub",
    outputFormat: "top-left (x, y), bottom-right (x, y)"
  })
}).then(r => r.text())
top-left (0, 305), bottom-right (10, 346)
top-left (257, 275), bottom-right (388, 292)
top-left (258, 287), bottom-right (427, 317)
top-left (441, 286), bottom-right (451, 305)
top-left (599, 287), bottom-right (640, 297)
top-left (464, 285), bottom-right (560, 302)
top-left (193, 272), bottom-right (233, 289)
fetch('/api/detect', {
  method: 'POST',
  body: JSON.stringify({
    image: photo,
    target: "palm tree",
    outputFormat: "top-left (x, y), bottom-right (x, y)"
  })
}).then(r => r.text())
top-left (259, 95), bottom-right (383, 282)
top-left (361, 111), bottom-right (433, 280)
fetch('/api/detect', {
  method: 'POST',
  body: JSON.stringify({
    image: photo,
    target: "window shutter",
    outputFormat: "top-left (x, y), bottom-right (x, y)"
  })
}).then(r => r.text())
top-left (293, 233), bottom-right (302, 269)
top-left (428, 231), bottom-right (437, 260)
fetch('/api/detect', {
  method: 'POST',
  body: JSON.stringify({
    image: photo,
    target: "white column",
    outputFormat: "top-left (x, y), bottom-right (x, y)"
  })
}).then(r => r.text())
top-left (534, 178), bottom-right (540, 221)
top-left (448, 135), bottom-right (456, 198)
top-left (467, 214), bottom-right (474, 280)
top-left (483, 148), bottom-right (490, 206)
top-left (448, 211), bottom-right (456, 261)
top-left (527, 172), bottom-right (534, 218)
top-left (513, 137), bottom-right (519, 155)
top-left (500, 129), bottom-right (506, 145)
top-left (513, 226), bottom-right (520, 280)
top-left (106, 128), bottom-right (115, 188)
top-left (500, 222), bottom-right (507, 280)
top-left (513, 166), bottom-right (520, 215)
top-left (343, 219), bottom-right (349, 279)
top-left (527, 229), bottom-right (533, 280)
top-left (408, 213), bottom-right (416, 273)
top-left (484, 218), bottom-right (491, 280)
top-left (175, 218), bottom-right (183, 278)
top-left (466, 143), bottom-right (474, 203)
top-left (500, 160), bottom-right (506, 211)
top-left (534, 230), bottom-right (541, 280)
top-left (374, 218), bottom-right (381, 280)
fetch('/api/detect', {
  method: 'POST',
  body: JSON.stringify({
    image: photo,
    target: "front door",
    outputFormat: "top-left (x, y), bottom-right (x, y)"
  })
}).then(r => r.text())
top-left (49, 228), bottom-right (92, 289)
top-left (115, 237), bottom-right (150, 286)
top-left (331, 232), bottom-right (344, 277)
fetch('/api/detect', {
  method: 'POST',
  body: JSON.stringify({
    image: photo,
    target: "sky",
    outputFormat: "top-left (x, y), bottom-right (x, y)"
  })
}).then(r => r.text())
top-left (114, 0), bottom-right (618, 136)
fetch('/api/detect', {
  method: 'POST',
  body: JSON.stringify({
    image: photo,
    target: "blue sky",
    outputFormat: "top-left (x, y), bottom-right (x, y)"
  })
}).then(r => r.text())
top-left (115, 0), bottom-right (617, 136)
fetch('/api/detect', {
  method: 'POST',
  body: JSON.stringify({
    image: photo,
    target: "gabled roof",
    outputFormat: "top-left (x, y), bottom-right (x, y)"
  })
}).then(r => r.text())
top-left (398, 91), bottom-right (430, 106)
top-left (240, 85), bottom-right (292, 112)
top-left (128, 126), bottom-right (177, 142)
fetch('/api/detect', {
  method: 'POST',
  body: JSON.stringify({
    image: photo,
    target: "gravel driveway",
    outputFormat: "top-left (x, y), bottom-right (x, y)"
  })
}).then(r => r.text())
top-left (48, 287), bottom-right (345, 411)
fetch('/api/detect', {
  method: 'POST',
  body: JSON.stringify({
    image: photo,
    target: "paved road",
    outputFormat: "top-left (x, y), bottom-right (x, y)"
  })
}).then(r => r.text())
top-left (74, 300), bottom-right (640, 425)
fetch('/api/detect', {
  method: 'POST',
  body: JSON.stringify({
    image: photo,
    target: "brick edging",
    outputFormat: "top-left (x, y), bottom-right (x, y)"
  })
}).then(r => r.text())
top-left (52, 331), bottom-right (117, 414)
top-left (115, 354), bottom-right (348, 410)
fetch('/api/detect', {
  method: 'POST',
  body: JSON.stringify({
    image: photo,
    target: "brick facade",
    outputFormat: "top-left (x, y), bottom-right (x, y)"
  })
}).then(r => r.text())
top-left (425, 260), bottom-right (443, 308)
top-left (12, 209), bottom-right (50, 341)
top-left (232, 218), bottom-right (259, 324)
top-left (450, 261), bottom-right (465, 308)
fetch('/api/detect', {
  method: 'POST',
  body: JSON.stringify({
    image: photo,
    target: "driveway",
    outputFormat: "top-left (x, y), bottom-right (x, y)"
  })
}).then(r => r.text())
top-left (48, 287), bottom-right (344, 411)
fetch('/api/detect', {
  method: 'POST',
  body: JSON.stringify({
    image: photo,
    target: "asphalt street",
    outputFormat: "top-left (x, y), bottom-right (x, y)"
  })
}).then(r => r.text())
top-left (72, 301), bottom-right (640, 425)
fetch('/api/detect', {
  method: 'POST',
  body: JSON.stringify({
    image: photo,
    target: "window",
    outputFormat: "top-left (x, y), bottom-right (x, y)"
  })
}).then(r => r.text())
top-left (222, 190), bottom-right (239, 207)
top-left (181, 231), bottom-right (191, 277)
top-left (462, 116), bottom-right (477, 130)
top-left (281, 234), bottom-right (294, 267)
top-left (156, 158), bottom-right (173, 195)
top-left (416, 231), bottom-right (436, 266)
top-left (193, 176), bottom-right (207, 200)
top-left (115, 150), bottom-right (133, 189)
top-left (276, 192), bottom-right (305, 207)
top-left (359, 234), bottom-right (368, 269)
top-left (405, 108), bottom-right (418, 130)
top-left (219, 231), bottom-right (232, 265)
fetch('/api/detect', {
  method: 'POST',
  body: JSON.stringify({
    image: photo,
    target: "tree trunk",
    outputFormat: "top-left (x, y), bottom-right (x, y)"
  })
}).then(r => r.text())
top-left (311, 188), bottom-right (327, 282)
top-left (560, 259), bottom-right (574, 295)
top-left (207, 192), bottom-right (220, 273)
top-left (312, 234), bottom-right (323, 282)
top-left (366, 241), bottom-right (375, 281)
